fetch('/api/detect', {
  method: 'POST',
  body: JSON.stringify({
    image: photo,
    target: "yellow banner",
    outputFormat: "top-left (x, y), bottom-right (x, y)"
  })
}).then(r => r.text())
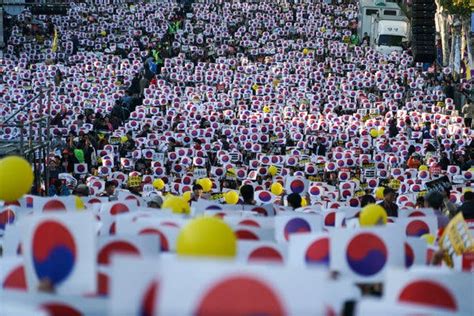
top-left (439, 213), bottom-right (474, 267)
top-left (52, 28), bottom-right (58, 53)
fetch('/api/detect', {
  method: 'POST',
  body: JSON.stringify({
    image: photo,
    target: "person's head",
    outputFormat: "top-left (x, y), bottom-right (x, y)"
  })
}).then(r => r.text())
top-left (192, 184), bottom-right (203, 199)
top-left (424, 191), bottom-right (444, 210)
top-left (105, 181), bottom-right (116, 196)
top-left (147, 194), bottom-right (163, 209)
top-left (360, 194), bottom-right (376, 207)
top-left (287, 193), bottom-right (302, 210)
top-left (143, 124), bottom-right (150, 131)
top-left (74, 184), bottom-right (90, 197)
top-left (383, 187), bottom-right (396, 203)
top-left (240, 185), bottom-right (254, 204)
top-left (464, 191), bottom-right (474, 202)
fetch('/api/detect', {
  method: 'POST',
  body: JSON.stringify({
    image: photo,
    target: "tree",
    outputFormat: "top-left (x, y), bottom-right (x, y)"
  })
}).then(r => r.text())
top-left (435, 0), bottom-right (472, 67)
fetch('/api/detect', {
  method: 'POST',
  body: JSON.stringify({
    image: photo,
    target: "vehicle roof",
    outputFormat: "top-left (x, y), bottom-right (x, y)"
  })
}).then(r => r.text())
top-left (360, 0), bottom-right (401, 10)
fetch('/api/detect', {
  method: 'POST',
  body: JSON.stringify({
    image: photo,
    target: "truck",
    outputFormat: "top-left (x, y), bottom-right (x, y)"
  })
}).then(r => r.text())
top-left (358, 0), bottom-right (410, 55)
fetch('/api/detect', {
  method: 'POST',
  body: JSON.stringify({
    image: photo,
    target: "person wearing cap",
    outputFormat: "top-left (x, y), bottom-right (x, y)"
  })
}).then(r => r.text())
top-left (377, 187), bottom-right (398, 217)
top-left (147, 195), bottom-right (163, 209)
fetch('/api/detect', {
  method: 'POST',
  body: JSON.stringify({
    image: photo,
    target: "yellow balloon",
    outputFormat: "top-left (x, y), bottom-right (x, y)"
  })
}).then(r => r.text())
top-left (0, 156), bottom-right (33, 202)
top-left (74, 196), bottom-right (85, 210)
top-left (120, 135), bottom-right (128, 143)
top-left (377, 128), bottom-right (385, 137)
top-left (182, 191), bottom-right (192, 202)
top-left (469, 167), bottom-right (474, 173)
top-left (418, 165), bottom-right (428, 172)
top-left (268, 165), bottom-right (278, 176)
top-left (302, 48), bottom-right (310, 55)
top-left (369, 128), bottom-right (378, 138)
top-left (263, 106), bottom-right (270, 113)
top-left (162, 196), bottom-right (190, 214)
top-left (198, 178), bottom-right (212, 192)
top-left (270, 182), bottom-right (284, 196)
top-left (224, 190), bottom-right (239, 204)
top-left (375, 187), bottom-right (385, 200)
top-left (153, 178), bottom-right (165, 190)
top-left (177, 217), bottom-right (237, 258)
top-left (421, 233), bottom-right (436, 245)
top-left (301, 197), bottom-right (308, 207)
top-left (359, 204), bottom-right (387, 227)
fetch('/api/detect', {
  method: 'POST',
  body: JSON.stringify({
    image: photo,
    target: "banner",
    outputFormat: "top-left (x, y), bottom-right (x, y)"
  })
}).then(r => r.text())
top-left (439, 213), bottom-right (474, 266)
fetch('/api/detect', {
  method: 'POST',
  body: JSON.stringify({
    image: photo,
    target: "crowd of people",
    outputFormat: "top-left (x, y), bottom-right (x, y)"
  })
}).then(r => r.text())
top-left (2, 0), bottom-right (473, 218)
top-left (1, 0), bottom-right (474, 314)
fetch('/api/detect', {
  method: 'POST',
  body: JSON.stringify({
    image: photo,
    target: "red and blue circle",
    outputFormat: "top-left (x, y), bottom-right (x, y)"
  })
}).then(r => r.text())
top-left (258, 191), bottom-right (272, 203)
top-left (32, 220), bottom-right (77, 285)
top-left (284, 218), bottom-right (311, 241)
top-left (346, 233), bottom-right (387, 276)
top-left (289, 179), bottom-right (305, 194)
top-left (406, 220), bottom-right (430, 237)
top-left (305, 237), bottom-right (329, 266)
top-left (309, 186), bottom-right (320, 196)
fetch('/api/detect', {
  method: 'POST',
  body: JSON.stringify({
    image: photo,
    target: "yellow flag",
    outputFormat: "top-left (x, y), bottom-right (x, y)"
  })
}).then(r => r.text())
top-left (52, 28), bottom-right (59, 52)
